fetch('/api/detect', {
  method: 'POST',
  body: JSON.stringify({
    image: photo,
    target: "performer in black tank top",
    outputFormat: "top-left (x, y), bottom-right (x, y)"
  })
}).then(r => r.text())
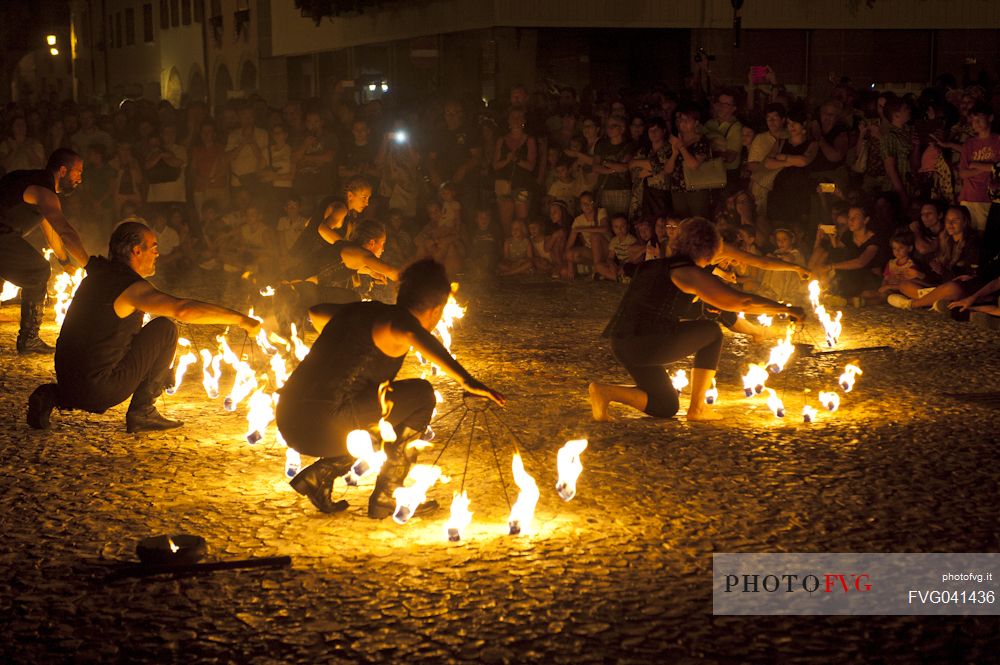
top-left (27, 220), bottom-right (261, 434)
top-left (276, 259), bottom-right (504, 518)
top-left (589, 218), bottom-right (804, 422)
top-left (0, 149), bottom-right (90, 354)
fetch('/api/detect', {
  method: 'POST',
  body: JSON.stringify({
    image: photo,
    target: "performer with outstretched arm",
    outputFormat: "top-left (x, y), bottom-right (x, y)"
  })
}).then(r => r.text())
top-left (276, 259), bottom-right (504, 517)
top-left (26, 221), bottom-right (261, 433)
top-left (0, 149), bottom-right (90, 354)
top-left (589, 217), bottom-right (804, 422)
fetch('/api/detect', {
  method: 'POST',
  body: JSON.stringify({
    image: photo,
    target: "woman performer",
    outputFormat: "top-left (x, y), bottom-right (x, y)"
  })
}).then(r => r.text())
top-left (588, 217), bottom-right (805, 422)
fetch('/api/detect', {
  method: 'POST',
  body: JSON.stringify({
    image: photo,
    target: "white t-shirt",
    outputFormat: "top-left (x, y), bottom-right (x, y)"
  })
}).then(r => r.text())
top-left (571, 208), bottom-right (608, 249)
top-left (156, 225), bottom-right (180, 257)
top-left (226, 127), bottom-right (269, 186)
top-left (608, 233), bottom-right (637, 263)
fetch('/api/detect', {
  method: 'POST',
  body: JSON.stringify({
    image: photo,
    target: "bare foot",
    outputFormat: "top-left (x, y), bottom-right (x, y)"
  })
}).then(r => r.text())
top-left (686, 406), bottom-right (723, 422)
top-left (588, 382), bottom-right (614, 422)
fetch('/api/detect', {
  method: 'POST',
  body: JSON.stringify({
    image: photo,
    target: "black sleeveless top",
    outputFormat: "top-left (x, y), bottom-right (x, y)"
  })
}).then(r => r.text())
top-left (280, 301), bottom-right (407, 411)
top-left (55, 256), bottom-right (145, 382)
top-left (602, 255), bottom-right (698, 338)
top-left (0, 169), bottom-right (56, 236)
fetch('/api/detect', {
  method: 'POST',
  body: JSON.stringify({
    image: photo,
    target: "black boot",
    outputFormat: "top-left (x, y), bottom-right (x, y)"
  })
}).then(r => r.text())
top-left (27, 383), bottom-right (61, 430)
top-left (368, 427), bottom-right (440, 520)
top-left (16, 299), bottom-right (55, 355)
top-left (125, 405), bottom-right (184, 433)
top-left (290, 456), bottom-right (352, 514)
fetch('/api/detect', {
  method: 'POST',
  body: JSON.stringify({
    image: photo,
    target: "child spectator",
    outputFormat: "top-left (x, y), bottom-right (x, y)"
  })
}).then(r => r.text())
top-left (564, 190), bottom-right (610, 279)
top-left (527, 219), bottom-right (560, 278)
top-left (467, 208), bottom-right (500, 281)
top-left (629, 217), bottom-right (659, 264)
top-left (499, 219), bottom-right (535, 276)
top-left (733, 223), bottom-right (765, 292)
top-left (439, 181), bottom-right (462, 230)
top-left (547, 156), bottom-right (580, 213)
top-left (759, 228), bottom-right (808, 305)
top-left (276, 195), bottom-right (309, 269)
top-left (875, 230), bottom-right (924, 303)
top-left (382, 208), bottom-right (416, 268)
top-left (957, 103), bottom-right (1000, 232)
top-left (595, 213), bottom-right (636, 281)
top-left (415, 199), bottom-right (463, 276)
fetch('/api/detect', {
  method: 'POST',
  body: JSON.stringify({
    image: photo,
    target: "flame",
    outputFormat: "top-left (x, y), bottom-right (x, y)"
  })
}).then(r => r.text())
top-left (244, 388), bottom-right (275, 444)
top-left (555, 439), bottom-right (587, 501)
top-left (343, 429), bottom-right (387, 485)
top-left (802, 404), bottom-right (818, 423)
top-left (42, 248), bottom-right (56, 261)
top-left (391, 464), bottom-right (442, 524)
top-left (705, 377), bottom-right (719, 404)
top-left (0, 281), bottom-right (20, 302)
top-left (757, 313), bottom-right (773, 327)
top-left (815, 306), bottom-right (843, 348)
top-left (508, 453), bottom-right (540, 535)
top-left (269, 352), bottom-right (290, 390)
top-left (818, 391), bottom-right (840, 412)
top-left (445, 491), bottom-right (474, 541)
top-left (289, 323), bottom-right (309, 361)
top-left (199, 349), bottom-right (223, 399)
top-left (259, 285), bottom-right (275, 297)
top-left (166, 350), bottom-right (198, 395)
top-left (670, 369), bottom-right (689, 394)
top-left (764, 388), bottom-right (785, 417)
top-left (224, 362), bottom-right (258, 412)
top-left (52, 268), bottom-right (85, 327)
top-left (247, 308), bottom-right (280, 356)
top-left (808, 280), bottom-right (821, 309)
top-left (416, 286), bottom-right (466, 373)
top-left (167, 536), bottom-right (179, 554)
top-left (742, 363), bottom-right (769, 397)
top-left (765, 327), bottom-right (796, 373)
top-left (838, 363), bottom-right (863, 392)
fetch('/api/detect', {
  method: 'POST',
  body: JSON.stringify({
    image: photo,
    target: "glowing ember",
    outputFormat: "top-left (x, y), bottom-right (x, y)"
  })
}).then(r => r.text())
top-left (555, 439), bottom-right (587, 501)
top-left (0, 281), bottom-right (19, 302)
top-left (742, 363), bottom-right (769, 397)
top-left (765, 328), bottom-right (796, 373)
top-left (508, 453), bottom-right (540, 535)
top-left (839, 363), bottom-right (863, 392)
top-left (764, 388), bottom-right (785, 417)
top-left (199, 349), bottom-right (223, 399)
top-left (757, 313), bottom-right (773, 327)
top-left (670, 369), bottom-right (689, 394)
top-left (259, 285), bottom-right (275, 296)
top-left (705, 378), bottom-right (719, 405)
top-left (245, 388), bottom-right (275, 444)
top-left (818, 391), bottom-right (840, 412)
top-left (802, 404), bottom-right (818, 423)
top-left (445, 491), bottom-right (473, 541)
top-left (52, 268), bottom-right (85, 327)
top-left (344, 429), bottom-right (387, 486)
top-left (167, 536), bottom-right (179, 553)
top-left (392, 464), bottom-right (442, 524)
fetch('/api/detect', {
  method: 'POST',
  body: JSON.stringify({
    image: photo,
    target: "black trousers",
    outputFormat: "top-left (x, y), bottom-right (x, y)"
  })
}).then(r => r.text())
top-left (276, 378), bottom-right (436, 458)
top-left (610, 320), bottom-right (723, 418)
top-left (57, 317), bottom-right (178, 414)
top-left (0, 232), bottom-right (50, 303)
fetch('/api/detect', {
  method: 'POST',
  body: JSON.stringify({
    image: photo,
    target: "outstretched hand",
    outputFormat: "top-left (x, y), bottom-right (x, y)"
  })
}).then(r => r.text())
top-left (464, 378), bottom-right (506, 407)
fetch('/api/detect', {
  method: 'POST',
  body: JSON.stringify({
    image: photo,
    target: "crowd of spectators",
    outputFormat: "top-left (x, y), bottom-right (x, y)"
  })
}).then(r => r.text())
top-left (2, 63), bottom-right (999, 325)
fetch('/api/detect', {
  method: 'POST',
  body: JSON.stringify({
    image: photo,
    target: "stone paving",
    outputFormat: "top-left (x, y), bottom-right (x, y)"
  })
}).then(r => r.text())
top-left (1, 277), bottom-right (998, 663)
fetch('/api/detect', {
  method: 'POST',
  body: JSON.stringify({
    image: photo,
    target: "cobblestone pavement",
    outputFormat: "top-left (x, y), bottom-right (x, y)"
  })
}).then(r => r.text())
top-left (1, 278), bottom-right (998, 663)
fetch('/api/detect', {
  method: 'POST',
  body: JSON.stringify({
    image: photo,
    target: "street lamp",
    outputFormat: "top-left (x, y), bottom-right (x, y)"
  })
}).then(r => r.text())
top-left (50, 48), bottom-right (59, 56)
top-left (46, 35), bottom-right (57, 46)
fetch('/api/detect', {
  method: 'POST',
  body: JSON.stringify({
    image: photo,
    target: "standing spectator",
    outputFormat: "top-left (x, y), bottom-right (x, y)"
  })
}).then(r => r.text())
top-left (77, 143), bottom-right (117, 245)
top-left (292, 110), bottom-right (337, 214)
top-left (190, 122), bottom-right (229, 221)
top-left (376, 121), bottom-right (422, 219)
top-left (746, 104), bottom-right (787, 217)
top-left (1, 116), bottom-right (45, 174)
top-left (427, 101), bottom-right (481, 198)
top-left (282, 101), bottom-right (306, 148)
top-left (492, 108), bottom-right (537, 199)
top-left (592, 114), bottom-right (634, 218)
top-left (276, 194), bottom-right (309, 267)
top-left (112, 141), bottom-right (145, 219)
top-left (881, 97), bottom-right (918, 211)
top-left (765, 108), bottom-right (817, 232)
top-left (957, 103), bottom-right (1000, 232)
top-left (629, 116), bottom-right (672, 221)
top-left (703, 90), bottom-right (743, 192)
top-left (70, 107), bottom-right (114, 157)
top-left (262, 123), bottom-right (295, 213)
top-left (666, 106), bottom-right (712, 218)
top-left (226, 102), bottom-right (269, 197)
top-left (339, 118), bottom-right (380, 193)
top-left (145, 125), bottom-right (187, 210)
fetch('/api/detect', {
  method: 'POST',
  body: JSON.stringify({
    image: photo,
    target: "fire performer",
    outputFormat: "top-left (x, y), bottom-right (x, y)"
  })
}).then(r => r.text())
top-left (0, 149), bottom-right (90, 354)
top-left (26, 221), bottom-right (260, 433)
top-left (588, 217), bottom-right (804, 422)
top-left (276, 259), bottom-right (504, 517)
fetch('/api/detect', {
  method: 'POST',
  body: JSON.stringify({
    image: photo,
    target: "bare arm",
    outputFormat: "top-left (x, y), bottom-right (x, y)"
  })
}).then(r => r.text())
top-left (25, 186), bottom-right (89, 266)
top-left (308, 303), bottom-right (346, 333)
top-left (718, 241), bottom-right (812, 279)
top-left (339, 245), bottom-right (400, 282)
top-left (831, 244), bottom-right (878, 271)
top-left (671, 265), bottom-right (804, 318)
top-left (116, 280), bottom-right (259, 334)
top-left (317, 209), bottom-right (349, 245)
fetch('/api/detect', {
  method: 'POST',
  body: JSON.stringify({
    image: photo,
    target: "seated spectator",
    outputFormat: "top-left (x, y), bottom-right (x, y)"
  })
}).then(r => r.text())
top-left (808, 200), bottom-right (851, 275)
top-left (733, 224), bottom-right (765, 292)
top-left (527, 219), bottom-right (560, 278)
top-left (439, 181), bottom-right (462, 230)
top-left (627, 217), bottom-right (658, 266)
top-left (889, 205), bottom-right (980, 310)
top-left (498, 220), bottom-right (534, 276)
top-left (654, 215), bottom-right (681, 257)
top-left (815, 205), bottom-right (889, 304)
top-left (908, 199), bottom-right (945, 263)
top-left (415, 199), bottom-right (463, 277)
top-left (759, 228), bottom-right (808, 306)
top-left (871, 229), bottom-right (924, 304)
top-left (276, 194), bottom-right (310, 269)
top-left (595, 213), bottom-right (637, 282)
top-left (382, 208), bottom-right (416, 268)
top-left (564, 190), bottom-right (610, 279)
top-left (466, 208), bottom-right (500, 281)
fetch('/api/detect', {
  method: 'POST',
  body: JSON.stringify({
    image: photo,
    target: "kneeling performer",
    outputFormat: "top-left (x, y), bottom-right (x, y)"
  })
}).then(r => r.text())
top-left (276, 259), bottom-right (504, 518)
top-left (27, 220), bottom-right (260, 432)
top-left (589, 217), bottom-right (804, 422)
